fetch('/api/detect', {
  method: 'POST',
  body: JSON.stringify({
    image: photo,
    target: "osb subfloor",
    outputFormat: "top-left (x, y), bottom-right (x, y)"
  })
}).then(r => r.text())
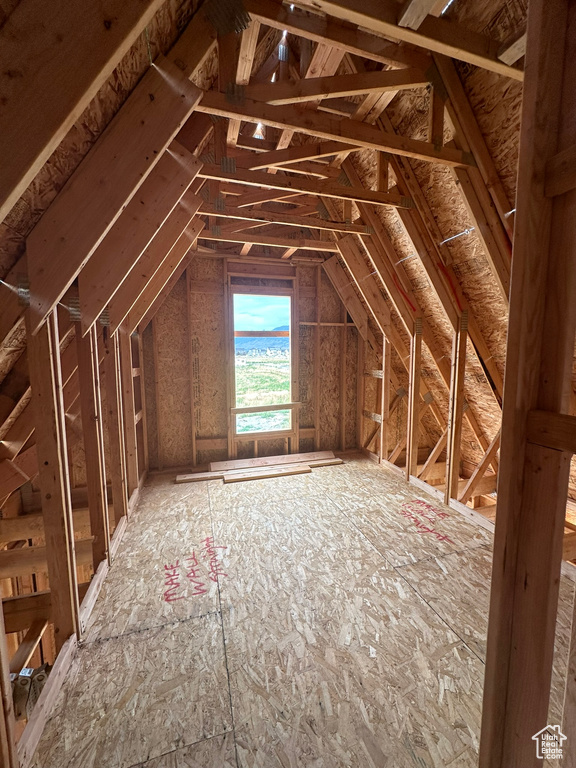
top-left (30, 456), bottom-right (574, 768)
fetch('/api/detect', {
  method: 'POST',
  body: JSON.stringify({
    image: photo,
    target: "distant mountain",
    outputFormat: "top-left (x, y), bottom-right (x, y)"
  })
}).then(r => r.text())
top-left (235, 325), bottom-right (290, 354)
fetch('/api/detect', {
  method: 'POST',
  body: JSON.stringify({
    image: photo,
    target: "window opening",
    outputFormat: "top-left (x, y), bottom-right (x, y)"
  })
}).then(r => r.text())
top-left (233, 293), bottom-right (292, 434)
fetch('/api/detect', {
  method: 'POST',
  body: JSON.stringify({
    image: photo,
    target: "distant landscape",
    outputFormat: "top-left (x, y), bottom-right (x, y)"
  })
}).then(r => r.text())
top-left (234, 326), bottom-right (291, 433)
top-left (234, 326), bottom-right (289, 355)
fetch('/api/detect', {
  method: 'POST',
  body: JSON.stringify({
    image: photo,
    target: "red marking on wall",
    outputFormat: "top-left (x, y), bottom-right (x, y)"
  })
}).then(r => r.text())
top-left (437, 261), bottom-right (464, 312)
top-left (162, 539), bottom-right (228, 603)
top-left (400, 500), bottom-right (454, 544)
top-left (393, 273), bottom-right (417, 313)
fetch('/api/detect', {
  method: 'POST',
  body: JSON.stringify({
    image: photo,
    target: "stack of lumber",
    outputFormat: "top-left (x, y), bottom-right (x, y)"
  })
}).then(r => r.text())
top-left (175, 451), bottom-right (342, 484)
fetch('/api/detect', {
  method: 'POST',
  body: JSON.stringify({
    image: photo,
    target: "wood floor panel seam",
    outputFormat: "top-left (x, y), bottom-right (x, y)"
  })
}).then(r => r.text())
top-left (392, 541), bottom-right (491, 571)
top-left (81, 608), bottom-right (223, 648)
top-left (208, 484), bottom-right (241, 768)
top-left (124, 730), bottom-right (236, 768)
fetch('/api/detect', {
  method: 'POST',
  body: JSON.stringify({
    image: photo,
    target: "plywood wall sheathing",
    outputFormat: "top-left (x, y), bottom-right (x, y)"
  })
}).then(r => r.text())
top-left (143, 256), bottom-right (358, 470)
top-left (152, 275), bottom-right (193, 468)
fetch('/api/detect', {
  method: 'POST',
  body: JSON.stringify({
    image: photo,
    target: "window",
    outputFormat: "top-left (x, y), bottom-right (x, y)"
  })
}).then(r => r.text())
top-left (232, 293), bottom-right (292, 434)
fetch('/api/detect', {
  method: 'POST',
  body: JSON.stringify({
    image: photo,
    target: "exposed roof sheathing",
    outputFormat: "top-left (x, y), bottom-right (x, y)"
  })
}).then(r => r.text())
top-left (0, 0), bottom-right (574, 509)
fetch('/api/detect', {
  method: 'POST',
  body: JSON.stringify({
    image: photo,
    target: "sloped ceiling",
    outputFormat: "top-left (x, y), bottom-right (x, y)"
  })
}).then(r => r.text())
top-left (3, 0), bottom-right (572, 503)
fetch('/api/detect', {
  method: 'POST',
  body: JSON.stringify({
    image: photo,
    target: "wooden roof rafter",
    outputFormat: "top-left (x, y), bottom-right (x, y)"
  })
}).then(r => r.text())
top-left (107, 207), bottom-right (205, 334)
top-left (197, 162), bottom-right (414, 207)
top-left (305, 165), bottom-right (499, 478)
top-left (284, 0), bottom-right (524, 80)
top-left (197, 201), bottom-right (371, 234)
top-left (78, 147), bottom-right (203, 336)
top-left (334, 238), bottom-right (445, 444)
top-left (340, 156), bottom-right (504, 401)
top-left (0, 4), bottom-right (548, 560)
top-left (243, 67), bottom-right (432, 105)
top-left (196, 91), bottom-right (475, 167)
top-left (0, 8), bottom-right (218, 346)
top-left (335, 223), bottom-right (498, 471)
top-left (246, 0), bottom-right (433, 69)
top-left (398, 0), bottom-right (446, 31)
top-left (0, 0), bottom-right (170, 223)
top-left (0, 0), bottom-right (517, 439)
top-left (227, 20), bottom-right (262, 147)
top-left (0, 0), bottom-right (522, 354)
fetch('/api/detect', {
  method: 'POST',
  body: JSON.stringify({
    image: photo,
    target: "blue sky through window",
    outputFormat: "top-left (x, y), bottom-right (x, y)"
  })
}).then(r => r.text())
top-left (233, 294), bottom-right (290, 331)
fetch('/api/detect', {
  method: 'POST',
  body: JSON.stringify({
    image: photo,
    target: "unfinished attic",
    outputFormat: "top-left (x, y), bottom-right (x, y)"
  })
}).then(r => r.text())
top-left (1, 0), bottom-right (576, 765)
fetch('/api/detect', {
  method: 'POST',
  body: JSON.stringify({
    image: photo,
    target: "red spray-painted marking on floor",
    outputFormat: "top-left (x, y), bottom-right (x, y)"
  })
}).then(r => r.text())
top-left (202, 536), bottom-right (228, 583)
top-left (185, 552), bottom-right (208, 596)
top-left (400, 500), bottom-right (454, 544)
top-left (162, 540), bottom-right (228, 602)
top-left (163, 561), bottom-right (185, 603)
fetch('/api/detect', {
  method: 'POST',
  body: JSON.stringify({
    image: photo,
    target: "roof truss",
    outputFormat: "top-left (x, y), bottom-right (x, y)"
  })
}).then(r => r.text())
top-left (3, 2), bottom-right (565, 704)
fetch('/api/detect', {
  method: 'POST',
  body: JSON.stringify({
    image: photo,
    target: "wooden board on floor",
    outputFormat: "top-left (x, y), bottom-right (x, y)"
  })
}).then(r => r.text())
top-left (210, 450), bottom-right (334, 472)
top-left (223, 464), bottom-right (312, 483)
top-left (303, 458), bottom-right (343, 469)
top-left (175, 471), bottom-right (226, 483)
top-left (176, 457), bottom-right (343, 484)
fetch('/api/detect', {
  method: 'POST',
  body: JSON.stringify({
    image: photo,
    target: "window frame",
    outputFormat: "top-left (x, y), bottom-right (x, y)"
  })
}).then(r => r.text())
top-left (228, 283), bottom-right (299, 442)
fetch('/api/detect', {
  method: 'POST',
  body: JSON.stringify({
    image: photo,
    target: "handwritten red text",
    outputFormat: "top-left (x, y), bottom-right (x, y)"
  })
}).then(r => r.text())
top-left (400, 500), bottom-right (454, 544)
top-left (163, 560), bottom-right (185, 603)
top-left (162, 539), bottom-right (228, 603)
top-left (202, 536), bottom-right (228, 583)
top-left (185, 552), bottom-right (208, 596)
